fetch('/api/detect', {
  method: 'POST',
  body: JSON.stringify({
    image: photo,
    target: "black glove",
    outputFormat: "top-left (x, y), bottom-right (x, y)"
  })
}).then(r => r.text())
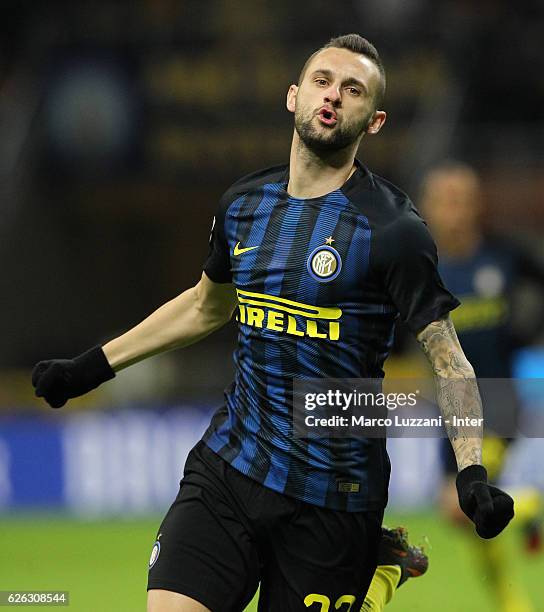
top-left (456, 464), bottom-right (514, 539)
top-left (32, 346), bottom-right (116, 408)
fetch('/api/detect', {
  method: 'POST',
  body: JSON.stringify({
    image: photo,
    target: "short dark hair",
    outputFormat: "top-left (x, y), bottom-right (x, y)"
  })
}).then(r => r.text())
top-left (298, 34), bottom-right (386, 108)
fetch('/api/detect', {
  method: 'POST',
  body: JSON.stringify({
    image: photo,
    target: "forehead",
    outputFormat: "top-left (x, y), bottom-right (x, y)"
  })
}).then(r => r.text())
top-left (304, 47), bottom-right (381, 86)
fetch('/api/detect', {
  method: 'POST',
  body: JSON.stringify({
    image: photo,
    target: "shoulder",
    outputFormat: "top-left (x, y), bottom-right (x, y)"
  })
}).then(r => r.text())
top-left (218, 163), bottom-right (288, 212)
top-left (345, 166), bottom-right (417, 222)
top-left (363, 171), bottom-right (429, 238)
top-left (386, 207), bottom-right (431, 240)
top-left (345, 168), bottom-right (433, 253)
top-left (370, 172), bottom-right (412, 204)
top-left (375, 213), bottom-right (437, 271)
top-left (368, 187), bottom-right (437, 270)
top-left (370, 173), bottom-right (422, 223)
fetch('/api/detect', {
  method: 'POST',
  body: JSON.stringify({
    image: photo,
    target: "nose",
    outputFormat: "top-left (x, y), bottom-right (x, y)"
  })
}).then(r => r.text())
top-left (324, 84), bottom-right (341, 105)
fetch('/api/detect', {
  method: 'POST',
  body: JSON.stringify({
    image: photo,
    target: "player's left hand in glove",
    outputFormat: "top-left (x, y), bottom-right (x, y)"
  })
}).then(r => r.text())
top-left (32, 346), bottom-right (115, 408)
top-left (456, 464), bottom-right (514, 539)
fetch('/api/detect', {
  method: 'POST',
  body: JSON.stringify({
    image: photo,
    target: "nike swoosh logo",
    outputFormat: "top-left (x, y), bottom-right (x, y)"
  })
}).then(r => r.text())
top-left (233, 242), bottom-right (259, 256)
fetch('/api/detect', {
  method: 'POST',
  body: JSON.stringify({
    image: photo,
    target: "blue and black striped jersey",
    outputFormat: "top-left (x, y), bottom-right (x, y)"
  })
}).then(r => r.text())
top-left (202, 161), bottom-right (459, 511)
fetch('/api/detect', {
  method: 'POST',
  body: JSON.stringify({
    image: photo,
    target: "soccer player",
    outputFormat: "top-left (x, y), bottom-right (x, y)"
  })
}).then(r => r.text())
top-left (32, 35), bottom-right (514, 611)
top-left (420, 161), bottom-right (544, 612)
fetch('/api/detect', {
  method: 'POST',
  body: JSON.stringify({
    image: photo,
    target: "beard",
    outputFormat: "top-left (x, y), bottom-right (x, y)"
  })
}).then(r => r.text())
top-left (294, 106), bottom-right (372, 153)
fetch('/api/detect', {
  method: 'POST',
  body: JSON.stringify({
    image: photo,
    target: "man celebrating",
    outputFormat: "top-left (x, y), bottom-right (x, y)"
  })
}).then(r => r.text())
top-left (33, 35), bottom-right (514, 611)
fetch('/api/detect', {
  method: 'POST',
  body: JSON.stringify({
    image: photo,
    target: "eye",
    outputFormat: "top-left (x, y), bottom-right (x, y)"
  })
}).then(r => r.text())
top-left (315, 78), bottom-right (328, 86)
top-left (346, 87), bottom-right (360, 96)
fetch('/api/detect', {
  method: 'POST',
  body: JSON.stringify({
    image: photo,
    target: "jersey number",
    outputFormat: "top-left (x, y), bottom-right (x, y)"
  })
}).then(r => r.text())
top-left (304, 593), bottom-right (356, 611)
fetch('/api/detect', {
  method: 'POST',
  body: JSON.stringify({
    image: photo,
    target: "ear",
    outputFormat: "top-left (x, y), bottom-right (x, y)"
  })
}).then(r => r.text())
top-left (366, 110), bottom-right (387, 135)
top-left (286, 84), bottom-right (298, 113)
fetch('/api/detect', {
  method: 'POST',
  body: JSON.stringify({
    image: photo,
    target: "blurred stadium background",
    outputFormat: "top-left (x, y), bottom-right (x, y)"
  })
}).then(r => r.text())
top-left (1, 1), bottom-right (544, 610)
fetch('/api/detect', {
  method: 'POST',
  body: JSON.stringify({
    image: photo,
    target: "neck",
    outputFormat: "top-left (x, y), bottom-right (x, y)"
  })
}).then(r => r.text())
top-left (287, 131), bottom-right (359, 199)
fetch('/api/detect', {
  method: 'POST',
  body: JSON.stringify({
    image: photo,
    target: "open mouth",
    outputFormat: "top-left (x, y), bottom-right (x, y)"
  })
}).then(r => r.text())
top-left (318, 108), bottom-right (337, 126)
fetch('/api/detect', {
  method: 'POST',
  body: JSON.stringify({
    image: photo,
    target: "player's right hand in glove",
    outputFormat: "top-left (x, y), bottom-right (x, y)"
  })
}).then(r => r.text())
top-left (456, 464), bottom-right (514, 538)
top-left (32, 346), bottom-right (116, 408)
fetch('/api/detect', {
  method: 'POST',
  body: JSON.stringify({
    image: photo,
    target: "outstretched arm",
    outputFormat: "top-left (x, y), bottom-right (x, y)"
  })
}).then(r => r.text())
top-left (32, 272), bottom-right (237, 407)
top-left (103, 272), bottom-right (237, 371)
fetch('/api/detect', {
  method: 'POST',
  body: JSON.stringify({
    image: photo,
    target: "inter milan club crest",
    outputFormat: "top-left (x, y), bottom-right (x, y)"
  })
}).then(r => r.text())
top-left (307, 238), bottom-right (342, 282)
top-left (149, 539), bottom-right (161, 569)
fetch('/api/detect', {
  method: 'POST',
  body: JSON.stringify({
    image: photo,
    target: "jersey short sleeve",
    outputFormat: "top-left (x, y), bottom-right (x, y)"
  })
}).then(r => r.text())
top-left (374, 212), bottom-right (460, 333)
top-left (201, 164), bottom-right (288, 284)
top-left (203, 196), bottom-right (232, 284)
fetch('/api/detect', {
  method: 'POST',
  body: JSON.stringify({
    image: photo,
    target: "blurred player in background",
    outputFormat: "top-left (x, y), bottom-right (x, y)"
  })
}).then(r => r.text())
top-left (420, 161), bottom-right (544, 612)
top-left (32, 37), bottom-right (514, 612)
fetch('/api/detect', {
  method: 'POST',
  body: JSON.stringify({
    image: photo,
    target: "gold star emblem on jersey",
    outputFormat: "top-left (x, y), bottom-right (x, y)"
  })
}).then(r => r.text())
top-left (325, 236), bottom-right (335, 245)
top-left (233, 241), bottom-right (259, 256)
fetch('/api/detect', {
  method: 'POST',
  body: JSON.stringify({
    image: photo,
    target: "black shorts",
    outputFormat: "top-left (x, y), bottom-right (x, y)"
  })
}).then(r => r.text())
top-left (147, 441), bottom-right (384, 612)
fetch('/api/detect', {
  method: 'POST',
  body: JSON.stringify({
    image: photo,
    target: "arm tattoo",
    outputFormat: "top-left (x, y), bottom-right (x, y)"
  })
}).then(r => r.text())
top-left (417, 316), bottom-right (482, 470)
